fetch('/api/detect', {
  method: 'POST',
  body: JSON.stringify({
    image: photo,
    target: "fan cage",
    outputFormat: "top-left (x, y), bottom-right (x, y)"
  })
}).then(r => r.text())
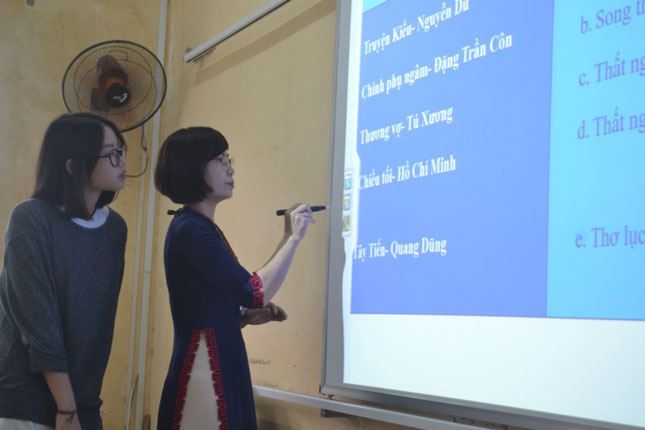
top-left (62, 40), bottom-right (166, 132)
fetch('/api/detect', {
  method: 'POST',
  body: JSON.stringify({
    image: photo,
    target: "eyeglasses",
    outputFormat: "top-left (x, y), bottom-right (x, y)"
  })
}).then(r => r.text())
top-left (98, 147), bottom-right (126, 167)
top-left (214, 153), bottom-right (234, 168)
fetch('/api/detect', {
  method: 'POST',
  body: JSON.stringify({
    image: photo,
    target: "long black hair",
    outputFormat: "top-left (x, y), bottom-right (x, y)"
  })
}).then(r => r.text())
top-left (32, 113), bottom-right (127, 219)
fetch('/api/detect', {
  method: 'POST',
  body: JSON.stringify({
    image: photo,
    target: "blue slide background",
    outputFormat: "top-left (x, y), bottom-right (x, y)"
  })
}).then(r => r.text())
top-left (547, 0), bottom-right (645, 320)
top-left (351, 0), bottom-right (554, 316)
top-left (350, 0), bottom-right (645, 321)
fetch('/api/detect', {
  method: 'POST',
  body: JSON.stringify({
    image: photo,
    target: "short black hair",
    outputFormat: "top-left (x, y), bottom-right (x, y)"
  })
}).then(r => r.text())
top-left (32, 113), bottom-right (126, 219)
top-left (154, 127), bottom-right (229, 204)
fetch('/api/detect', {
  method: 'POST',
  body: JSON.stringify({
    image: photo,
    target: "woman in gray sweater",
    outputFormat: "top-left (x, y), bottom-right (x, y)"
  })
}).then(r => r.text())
top-left (0, 113), bottom-right (128, 430)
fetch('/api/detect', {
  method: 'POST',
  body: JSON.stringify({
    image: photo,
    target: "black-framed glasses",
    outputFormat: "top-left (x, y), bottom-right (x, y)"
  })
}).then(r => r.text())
top-left (214, 153), bottom-right (234, 168)
top-left (98, 147), bottom-right (126, 167)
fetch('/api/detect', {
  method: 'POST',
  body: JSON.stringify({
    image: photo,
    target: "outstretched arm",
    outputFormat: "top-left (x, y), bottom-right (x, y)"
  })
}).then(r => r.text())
top-left (255, 203), bottom-right (314, 304)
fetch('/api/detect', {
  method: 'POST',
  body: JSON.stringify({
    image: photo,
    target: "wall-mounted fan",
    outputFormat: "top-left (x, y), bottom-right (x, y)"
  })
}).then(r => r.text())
top-left (62, 40), bottom-right (167, 176)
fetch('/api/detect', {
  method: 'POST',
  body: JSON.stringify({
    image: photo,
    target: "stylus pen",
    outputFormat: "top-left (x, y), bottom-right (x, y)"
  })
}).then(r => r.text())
top-left (276, 206), bottom-right (328, 216)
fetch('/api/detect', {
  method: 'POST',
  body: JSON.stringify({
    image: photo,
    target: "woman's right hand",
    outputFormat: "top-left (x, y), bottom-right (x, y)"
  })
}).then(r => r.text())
top-left (285, 203), bottom-right (315, 242)
top-left (56, 411), bottom-right (81, 430)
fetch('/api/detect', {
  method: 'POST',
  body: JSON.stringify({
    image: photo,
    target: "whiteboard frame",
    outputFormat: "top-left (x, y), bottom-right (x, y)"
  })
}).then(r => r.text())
top-left (320, 2), bottom-right (641, 430)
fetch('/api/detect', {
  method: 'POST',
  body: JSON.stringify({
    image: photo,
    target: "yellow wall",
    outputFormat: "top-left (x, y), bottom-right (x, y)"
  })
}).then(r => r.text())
top-left (0, 1), bottom-right (159, 429)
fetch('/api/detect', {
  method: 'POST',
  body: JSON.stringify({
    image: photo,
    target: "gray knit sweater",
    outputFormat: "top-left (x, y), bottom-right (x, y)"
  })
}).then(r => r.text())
top-left (0, 199), bottom-right (126, 429)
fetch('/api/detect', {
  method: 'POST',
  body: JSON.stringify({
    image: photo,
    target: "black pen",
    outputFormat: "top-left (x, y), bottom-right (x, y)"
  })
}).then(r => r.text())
top-left (276, 205), bottom-right (328, 216)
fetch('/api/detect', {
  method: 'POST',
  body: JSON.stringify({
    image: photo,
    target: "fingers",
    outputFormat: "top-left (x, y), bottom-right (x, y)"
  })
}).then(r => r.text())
top-left (293, 203), bottom-right (310, 214)
top-left (288, 203), bottom-right (312, 215)
top-left (266, 302), bottom-right (287, 321)
top-left (265, 302), bottom-right (278, 315)
top-left (285, 203), bottom-right (306, 217)
top-left (244, 304), bottom-right (287, 325)
top-left (291, 207), bottom-right (315, 223)
top-left (285, 203), bottom-right (319, 224)
top-left (300, 214), bottom-right (316, 223)
top-left (275, 305), bottom-right (288, 321)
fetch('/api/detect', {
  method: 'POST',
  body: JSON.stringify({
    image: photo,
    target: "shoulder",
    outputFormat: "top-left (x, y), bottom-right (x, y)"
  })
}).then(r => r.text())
top-left (106, 207), bottom-right (127, 230)
top-left (172, 210), bottom-right (211, 232)
top-left (106, 207), bottom-right (128, 243)
top-left (169, 211), bottom-right (219, 244)
top-left (7, 199), bottom-right (59, 234)
top-left (11, 198), bottom-right (58, 218)
top-left (3, 199), bottom-right (62, 249)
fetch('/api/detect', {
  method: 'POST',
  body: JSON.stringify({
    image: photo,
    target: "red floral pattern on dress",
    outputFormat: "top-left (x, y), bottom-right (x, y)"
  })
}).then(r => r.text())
top-left (171, 330), bottom-right (200, 429)
top-left (250, 273), bottom-right (264, 309)
top-left (205, 328), bottom-right (229, 429)
top-left (171, 329), bottom-right (230, 430)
